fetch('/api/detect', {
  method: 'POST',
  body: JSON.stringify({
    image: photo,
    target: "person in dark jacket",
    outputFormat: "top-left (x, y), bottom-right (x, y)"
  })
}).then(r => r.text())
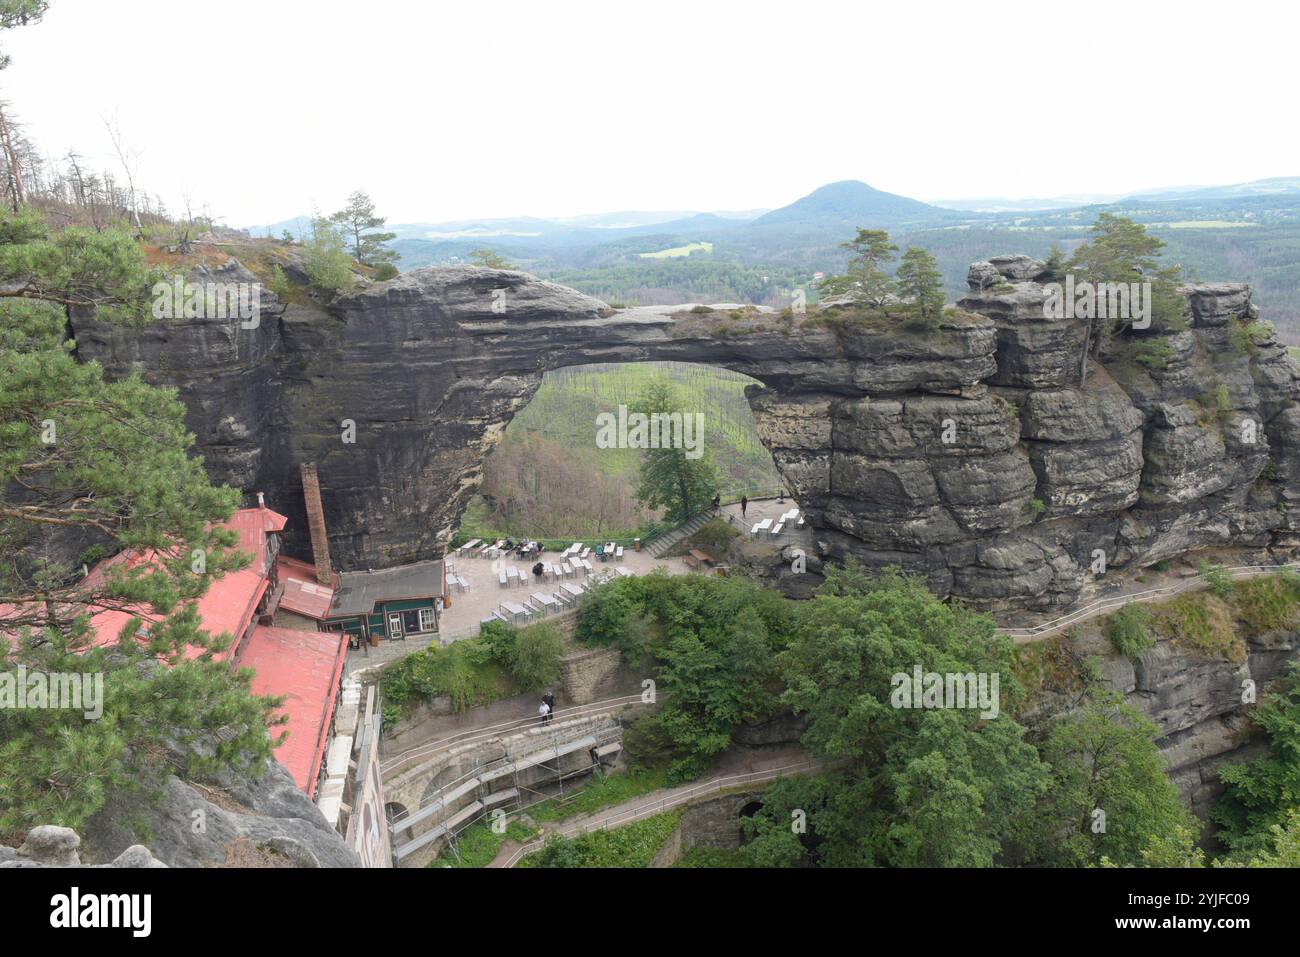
top-left (740, 495), bottom-right (748, 518)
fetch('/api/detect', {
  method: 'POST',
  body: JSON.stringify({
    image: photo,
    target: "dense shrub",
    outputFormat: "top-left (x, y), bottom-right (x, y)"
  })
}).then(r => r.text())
top-left (574, 570), bottom-right (793, 779)
top-left (509, 622), bottom-right (565, 690)
top-left (381, 619), bottom-right (563, 721)
top-left (686, 517), bottom-right (741, 557)
top-left (1105, 603), bottom-right (1155, 658)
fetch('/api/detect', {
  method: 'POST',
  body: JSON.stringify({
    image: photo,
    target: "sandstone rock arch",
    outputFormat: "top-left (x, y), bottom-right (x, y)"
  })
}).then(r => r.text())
top-left (71, 257), bottom-right (1300, 611)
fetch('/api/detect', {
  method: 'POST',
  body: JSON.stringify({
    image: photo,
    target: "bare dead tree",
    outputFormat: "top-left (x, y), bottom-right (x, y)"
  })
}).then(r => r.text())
top-left (103, 114), bottom-right (143, 235)
top-left (0, 102), bottom-right (26, 211)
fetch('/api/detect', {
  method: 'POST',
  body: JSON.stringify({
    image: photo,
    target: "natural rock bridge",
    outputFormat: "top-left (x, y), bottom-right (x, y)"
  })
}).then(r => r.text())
top-left (73, 255), bottom-right (1300, 611)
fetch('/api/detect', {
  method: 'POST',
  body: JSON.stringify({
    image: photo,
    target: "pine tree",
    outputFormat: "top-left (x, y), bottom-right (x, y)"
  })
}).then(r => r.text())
top-left (895, 245), bottom-right (945, 330)
top-left (0, 205), bottom-right (280, 834)
top-left (329, 189), bottom-right (399, 268)
top-left (631, 379), bottom-right (719, 526)
top-left (818, 228), bottom-right (898, 306)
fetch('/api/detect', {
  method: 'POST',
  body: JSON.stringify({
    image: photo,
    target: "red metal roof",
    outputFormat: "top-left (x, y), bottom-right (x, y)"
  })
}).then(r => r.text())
top-left (276, 556), bottom-right (336, 621)
top-left (80, 505), bottom-right (287, 660)
top-left (238, 625), bottom-right (348, 797)
top-left (225, 506), bottom-right (289, 575)
top-left (3, 503), bottom-right (345, 800)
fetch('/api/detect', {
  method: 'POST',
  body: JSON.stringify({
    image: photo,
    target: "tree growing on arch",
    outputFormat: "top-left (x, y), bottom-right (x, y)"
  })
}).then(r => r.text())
top-left (818, 227), bottom-right (897, 306)
top-left (630, 378), bottom-right (718, 527)
top-left (329, 189), bottom-right (400, 269)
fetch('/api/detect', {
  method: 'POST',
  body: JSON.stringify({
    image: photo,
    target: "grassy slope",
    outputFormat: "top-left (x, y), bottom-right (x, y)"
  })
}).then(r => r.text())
top-left (463, 361), bottom-right (782, 542)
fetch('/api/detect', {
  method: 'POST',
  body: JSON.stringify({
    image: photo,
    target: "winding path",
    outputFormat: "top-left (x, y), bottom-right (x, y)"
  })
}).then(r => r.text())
top-left (490, 750), bottom-right (817, 868)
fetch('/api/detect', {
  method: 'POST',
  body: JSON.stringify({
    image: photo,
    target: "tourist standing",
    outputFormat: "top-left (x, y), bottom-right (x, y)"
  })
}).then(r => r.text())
top-left (741, 495), bottom-right (748, 518)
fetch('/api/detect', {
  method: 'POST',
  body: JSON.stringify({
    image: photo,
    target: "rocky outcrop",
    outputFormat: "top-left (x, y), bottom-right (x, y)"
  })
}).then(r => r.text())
top-left (80, 757), bottom-right (359, 868)
top-left (1060, 614), bottom-right (1299, 834)
top-left (71, 255), bottom-right (1300, 611)
top-left (1, 826), bottom-right (165, 868)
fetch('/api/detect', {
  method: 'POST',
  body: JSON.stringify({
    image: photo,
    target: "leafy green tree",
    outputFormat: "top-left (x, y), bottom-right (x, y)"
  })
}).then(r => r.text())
top-left (1030, 696), bottom-right (1197, 867)
top-left (575, 571), bottom-right (792, 782)
top-left (1214, 663), bottom-right (1300, 854)
top-left (895, 245), bottom-right (944, 328)
top-left (0, 206), bottom-right (279, 833)
top-left (509, 621), bottom-right (564, 690)
top-left (1222, 809), bottom-right (1300, 867)
top-left (329, 190), bottom-right (399, 268)
top-left (303, 217), bottom-right (356, 294)
top-left (755, 563), bottom-right (1048, 867)
top-left (818, 228), bottom-right (897, 306)
top-left (631, 378), bottom-right (719, 526)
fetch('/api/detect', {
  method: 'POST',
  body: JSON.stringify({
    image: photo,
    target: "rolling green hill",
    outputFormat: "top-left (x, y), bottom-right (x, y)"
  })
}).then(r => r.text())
top-left (460, 361), bottom-right (782, 542)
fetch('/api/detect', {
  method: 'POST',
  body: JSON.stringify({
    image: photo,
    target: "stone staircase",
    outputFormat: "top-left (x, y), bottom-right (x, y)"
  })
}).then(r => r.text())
top-left (644, 510), bottom-right (714, 558)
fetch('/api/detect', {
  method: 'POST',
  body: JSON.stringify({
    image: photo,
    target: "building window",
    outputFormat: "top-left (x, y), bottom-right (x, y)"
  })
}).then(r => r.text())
top-left (418, 607), bottom-right (436, 633)
top-left (387, 613), bottom-right (403, 638)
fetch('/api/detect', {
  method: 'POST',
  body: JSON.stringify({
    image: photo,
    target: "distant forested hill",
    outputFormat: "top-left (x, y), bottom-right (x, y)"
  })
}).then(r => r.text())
top-left (379, 182), bottom-right (1300, 342)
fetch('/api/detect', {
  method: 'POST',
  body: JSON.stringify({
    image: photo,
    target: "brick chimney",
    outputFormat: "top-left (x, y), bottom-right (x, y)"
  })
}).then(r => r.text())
top-left (299, 462), bottom-right (334, 587)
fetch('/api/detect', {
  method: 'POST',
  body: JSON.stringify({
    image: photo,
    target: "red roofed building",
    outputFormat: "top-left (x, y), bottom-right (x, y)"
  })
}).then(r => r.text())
top-left (78, 496), bottom-right (289, 662)
top-left (236, 624), bottom-right (347, 796)
top-left (277, 555), bottom-right (337, 621)
top-left (3, 495), bottom-right (346, 800)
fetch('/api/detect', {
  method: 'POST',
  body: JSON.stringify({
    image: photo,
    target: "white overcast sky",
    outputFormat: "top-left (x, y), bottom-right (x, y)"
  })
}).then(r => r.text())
top-left (3, 0), bottom-right (1297, 226)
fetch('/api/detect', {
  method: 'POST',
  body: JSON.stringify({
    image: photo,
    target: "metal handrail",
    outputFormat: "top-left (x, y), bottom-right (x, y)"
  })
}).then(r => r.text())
top-left (500, 759), bottom-right (817, 867)
top-left (997, 562), bottom-right (1300, 641)
top-left (381, 693), bottom-right (653, 777)
top-left (388, 719), bottom-right (624, 832)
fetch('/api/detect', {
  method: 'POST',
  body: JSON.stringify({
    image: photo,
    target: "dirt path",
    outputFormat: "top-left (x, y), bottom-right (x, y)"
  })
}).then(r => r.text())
top-left (486, 744), bottom-right (814, 868)
top-left (998, 548), bottom-right (1297, 644)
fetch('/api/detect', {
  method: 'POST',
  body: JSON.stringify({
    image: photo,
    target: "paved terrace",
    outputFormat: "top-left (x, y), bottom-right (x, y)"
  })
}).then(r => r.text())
top-left (342, 498), bottom-right (807, 674)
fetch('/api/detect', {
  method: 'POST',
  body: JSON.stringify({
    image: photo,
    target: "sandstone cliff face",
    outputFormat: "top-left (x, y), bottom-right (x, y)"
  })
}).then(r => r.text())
top-left (71, 257), bottom-right (1300, 611)
top-left (1046, 615), bottom-right (1299, 832)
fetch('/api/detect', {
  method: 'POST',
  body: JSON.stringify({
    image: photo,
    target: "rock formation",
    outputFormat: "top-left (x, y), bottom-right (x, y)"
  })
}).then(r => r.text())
top-left (79, 755), bottom-right (360, 868)
top-left (71, 255), bottom-right (1300, 612)
top-left (1, 825), bottom-right (164, 868)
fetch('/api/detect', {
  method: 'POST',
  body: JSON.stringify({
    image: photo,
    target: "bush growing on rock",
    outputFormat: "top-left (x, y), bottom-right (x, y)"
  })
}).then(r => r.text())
top-left (1105, 603), bottom-right (1155, 658)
